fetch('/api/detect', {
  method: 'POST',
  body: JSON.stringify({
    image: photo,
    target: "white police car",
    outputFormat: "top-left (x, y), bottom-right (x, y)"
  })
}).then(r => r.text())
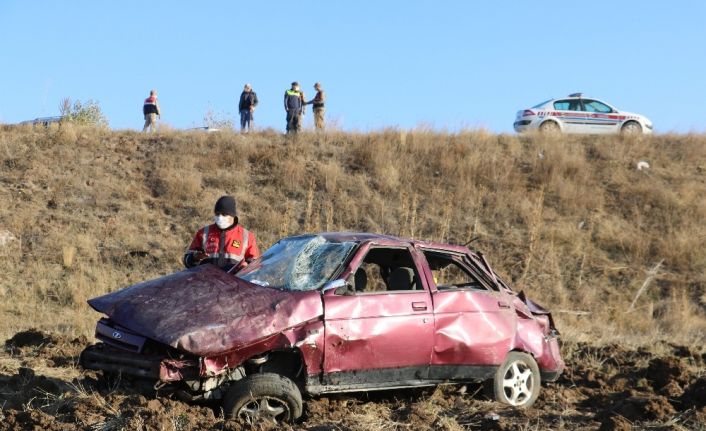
top-left (514, 94), bottom-right (653, 135)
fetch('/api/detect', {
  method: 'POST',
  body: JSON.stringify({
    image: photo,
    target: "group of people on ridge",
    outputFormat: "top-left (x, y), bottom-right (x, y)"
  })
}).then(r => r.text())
top-left (142, 82), bottom-right (326, 134)
top-left (282, 81), bottom-right (326, 134)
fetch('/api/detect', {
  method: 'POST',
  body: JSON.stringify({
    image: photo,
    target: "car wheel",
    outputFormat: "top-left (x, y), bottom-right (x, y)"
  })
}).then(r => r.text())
top-left (223, 373), bottom-right (302, 424)
top-left (621, 121), bottom-right (642, 134)
top-left (539, 121), bottom-right (560, 134)
top-left (492, 351), bottom-right (540, 408)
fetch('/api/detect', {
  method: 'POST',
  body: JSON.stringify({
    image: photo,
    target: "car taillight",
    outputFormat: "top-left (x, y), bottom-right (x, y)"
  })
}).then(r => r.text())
top-left (522, 110), bottom-right (535, 117)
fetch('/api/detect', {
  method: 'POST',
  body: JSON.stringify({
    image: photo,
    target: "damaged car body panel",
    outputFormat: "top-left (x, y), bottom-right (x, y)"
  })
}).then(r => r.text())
top-left (87, 264), bottom-right (324, 358)
top-left (81, 232), bottom-right (564, 420)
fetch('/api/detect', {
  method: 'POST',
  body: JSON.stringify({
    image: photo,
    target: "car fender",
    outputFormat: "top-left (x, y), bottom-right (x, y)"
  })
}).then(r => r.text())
top-left (508, 300), bottom-right (564, 376)
top-left (539, 117), bottom-right (564, 131)
top-left (617, 111), bottom-right (650, 129)
top-left (201, 320), bottom-right (325, 377)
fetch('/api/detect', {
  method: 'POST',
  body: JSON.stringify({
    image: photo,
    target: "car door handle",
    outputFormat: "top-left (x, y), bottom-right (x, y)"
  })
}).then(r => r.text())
top-left (412, 302), bottom-right (428, 311)
top-left (498, 301), bottom-right (511, 309)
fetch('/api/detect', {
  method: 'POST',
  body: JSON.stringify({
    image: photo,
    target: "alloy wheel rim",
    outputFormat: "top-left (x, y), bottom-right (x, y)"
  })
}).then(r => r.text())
top-left (239, 396), bottom-right (289, 424)
top-left (501, 360), bottom-right (534, 406)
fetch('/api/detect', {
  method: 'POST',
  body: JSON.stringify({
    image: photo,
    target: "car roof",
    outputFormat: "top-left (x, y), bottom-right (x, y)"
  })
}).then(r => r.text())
top-left (548, 94), bottom-right (606, 102)
top-left (292, 232), bottom-right (472, 254)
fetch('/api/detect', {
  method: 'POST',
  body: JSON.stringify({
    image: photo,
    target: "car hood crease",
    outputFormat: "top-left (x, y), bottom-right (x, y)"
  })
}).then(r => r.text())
top-left (87, 265), bottom-right (324, 356)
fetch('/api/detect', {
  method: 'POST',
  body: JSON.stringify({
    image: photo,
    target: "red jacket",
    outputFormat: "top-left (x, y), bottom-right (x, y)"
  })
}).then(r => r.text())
top-left (184, 224), bottom-right (260, 269)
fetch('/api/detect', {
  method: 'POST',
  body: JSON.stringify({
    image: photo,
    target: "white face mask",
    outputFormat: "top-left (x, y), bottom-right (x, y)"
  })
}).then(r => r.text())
top-left (214, 215), bottom-right (234, 230)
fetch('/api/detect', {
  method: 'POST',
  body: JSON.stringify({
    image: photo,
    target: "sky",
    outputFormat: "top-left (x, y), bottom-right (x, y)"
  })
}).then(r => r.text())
top-left (1, 1), bottom-right (705, 133)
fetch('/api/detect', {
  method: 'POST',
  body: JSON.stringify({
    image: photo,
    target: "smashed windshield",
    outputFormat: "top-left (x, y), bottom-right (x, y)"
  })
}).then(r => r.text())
top-left (237, 235), bottom-right (357, 291)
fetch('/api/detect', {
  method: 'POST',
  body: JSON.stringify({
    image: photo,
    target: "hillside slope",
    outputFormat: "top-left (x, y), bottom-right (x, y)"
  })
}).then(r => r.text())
top-left (0, 124), bottom-right (704, 344)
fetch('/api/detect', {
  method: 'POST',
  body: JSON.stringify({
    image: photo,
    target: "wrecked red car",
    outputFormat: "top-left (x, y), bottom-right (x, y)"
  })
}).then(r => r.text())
top-left (80, 233), bottom-right (564, 423)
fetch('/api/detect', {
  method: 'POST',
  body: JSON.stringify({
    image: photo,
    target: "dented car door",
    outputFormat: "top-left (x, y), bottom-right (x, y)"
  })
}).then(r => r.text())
top-left (417, 248), bottom-right (517, 379)
top-left (321, 243), bottom-right (434, 387)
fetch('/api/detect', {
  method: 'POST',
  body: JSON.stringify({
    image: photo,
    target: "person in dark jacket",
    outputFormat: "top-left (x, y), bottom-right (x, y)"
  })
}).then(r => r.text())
top-left (284, 82), bottom-right (304, 133)
top-left (142, 90), bottom-right (161, 132)
top-left (238, 84), bottom-right (258, 132)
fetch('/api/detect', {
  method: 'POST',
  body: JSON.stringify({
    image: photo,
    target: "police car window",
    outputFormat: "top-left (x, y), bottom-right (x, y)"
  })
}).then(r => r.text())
top-left (583, 100), bottom-right (612, 113)
top-left (553, 100), bottom-right (570, 110)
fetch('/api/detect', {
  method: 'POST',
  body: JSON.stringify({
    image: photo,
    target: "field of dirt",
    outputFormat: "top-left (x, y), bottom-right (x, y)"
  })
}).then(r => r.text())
top-left (1, 329), bottom-right (704, 431)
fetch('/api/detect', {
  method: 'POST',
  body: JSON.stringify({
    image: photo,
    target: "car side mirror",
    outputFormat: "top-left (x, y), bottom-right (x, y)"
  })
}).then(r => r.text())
top-left (322, 279), bottom-right (355, 296)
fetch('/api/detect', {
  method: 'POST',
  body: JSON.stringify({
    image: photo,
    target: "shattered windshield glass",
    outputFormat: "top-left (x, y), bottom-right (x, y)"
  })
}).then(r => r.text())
top-left (237, 235), bottom-right (357, 292)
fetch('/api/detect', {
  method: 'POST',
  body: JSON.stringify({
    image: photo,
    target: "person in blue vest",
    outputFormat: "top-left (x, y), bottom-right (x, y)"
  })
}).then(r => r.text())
top-left (284, 82), bottom-right (305, 133)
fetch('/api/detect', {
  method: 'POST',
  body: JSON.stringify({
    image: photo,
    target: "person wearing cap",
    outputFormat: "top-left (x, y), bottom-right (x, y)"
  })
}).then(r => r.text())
top-left (238, 84), bottom-right (258, 133)
top-left (142, 89), bottom-right (161, 132)
top-left (284, 81), bottom-right (304, 133)
top-left (306, 82), bottom-right (326, 130)
top-left (183, 196), bottom-right (260, 271)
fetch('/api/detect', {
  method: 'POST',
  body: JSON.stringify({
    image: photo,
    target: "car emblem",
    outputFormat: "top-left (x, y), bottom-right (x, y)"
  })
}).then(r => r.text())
top-left (112, 331), bottom-right (123, 339)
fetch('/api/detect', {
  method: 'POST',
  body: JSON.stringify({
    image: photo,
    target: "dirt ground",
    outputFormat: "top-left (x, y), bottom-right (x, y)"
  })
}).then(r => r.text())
top-left (1, 330), bottom-right (704, 431)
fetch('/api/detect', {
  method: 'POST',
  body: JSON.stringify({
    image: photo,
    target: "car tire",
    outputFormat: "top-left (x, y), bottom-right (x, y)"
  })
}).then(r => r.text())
top-left (621, 121), bottom-right (642, 134)
top-left (539, 121), bottom-right (560, 134)
top-left (223, 373), bottom-right (303, 424)
top-left (491, 351), bottom-right (541, 408)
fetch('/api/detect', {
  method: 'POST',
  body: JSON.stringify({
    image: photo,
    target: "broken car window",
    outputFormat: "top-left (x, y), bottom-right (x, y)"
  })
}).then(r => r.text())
top-left (422, 250), bottom-right (485, 290)
top-left (351, 247), bottom-right (422, 293)
top-left (237, 235), bottom-right (356, 292)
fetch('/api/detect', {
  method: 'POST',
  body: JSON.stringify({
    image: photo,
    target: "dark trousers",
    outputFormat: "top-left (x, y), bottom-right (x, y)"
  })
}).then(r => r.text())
top-left (286, 110), bottom-right (301, 133)
top-left (240, 109), bottom-right (253, 131)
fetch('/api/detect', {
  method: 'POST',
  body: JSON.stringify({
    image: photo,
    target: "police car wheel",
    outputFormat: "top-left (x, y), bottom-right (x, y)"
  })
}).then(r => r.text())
top-left (539, 121), bottom-right (560, 134)
top-left (621, 121), bottom-right (642, 135)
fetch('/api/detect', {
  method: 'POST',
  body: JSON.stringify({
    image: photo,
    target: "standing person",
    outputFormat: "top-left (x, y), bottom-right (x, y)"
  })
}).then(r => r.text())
top-left (142, 90), bottom-right (161, 133)
top-left (306, 82), bottom-right (326, 130)
top-left (238, 84), bottom-right (258, 133)
top-left (183, 195), bottom-right (260, 271)
top-left (284, 82), bottom-right (304, 133)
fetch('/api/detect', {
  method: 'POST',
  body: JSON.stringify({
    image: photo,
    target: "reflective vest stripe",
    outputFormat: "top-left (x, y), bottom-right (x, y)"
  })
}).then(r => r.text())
top-left (239, 228), bottom-right (249, 260)
top-left (201, 226), bottom-right (249, 262)
top-left (286, 90), bottom-right (301, 96)
top-left (202, 225), bottom-right (209, 250)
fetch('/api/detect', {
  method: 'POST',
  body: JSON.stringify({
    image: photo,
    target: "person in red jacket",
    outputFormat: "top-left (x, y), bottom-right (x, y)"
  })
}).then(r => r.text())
top-left (142, 90), bottom-right (161, 132)
top-left (183, 196), bottom-right (260, 271)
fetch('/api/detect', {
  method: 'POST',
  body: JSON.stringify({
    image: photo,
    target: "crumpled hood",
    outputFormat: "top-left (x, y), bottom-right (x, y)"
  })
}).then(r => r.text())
top-left (87, 265), bottom-right (324, 357)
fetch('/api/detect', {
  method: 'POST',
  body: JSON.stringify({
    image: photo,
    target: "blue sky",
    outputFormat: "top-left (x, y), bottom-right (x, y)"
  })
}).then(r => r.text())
top-left (1, 1), bottom-right (704, 132)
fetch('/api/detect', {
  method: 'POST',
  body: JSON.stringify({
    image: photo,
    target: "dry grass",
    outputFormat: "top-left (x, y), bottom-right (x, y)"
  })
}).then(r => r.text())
top-left (0, 126), bottom-right (704, 346)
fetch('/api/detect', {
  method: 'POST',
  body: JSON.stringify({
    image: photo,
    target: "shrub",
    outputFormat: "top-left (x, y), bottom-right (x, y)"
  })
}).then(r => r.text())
top-left (59, 97), bottom-right (109, 127)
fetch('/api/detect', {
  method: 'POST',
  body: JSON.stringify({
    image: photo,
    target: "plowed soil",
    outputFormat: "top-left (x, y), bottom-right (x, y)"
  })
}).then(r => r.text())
top-left (1, 330), bottom-right (705, 430)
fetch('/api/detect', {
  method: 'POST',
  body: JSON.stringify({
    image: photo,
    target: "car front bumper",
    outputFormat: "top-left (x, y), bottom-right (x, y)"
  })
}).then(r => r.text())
top-left (80, 343), bottom-right (200, 382)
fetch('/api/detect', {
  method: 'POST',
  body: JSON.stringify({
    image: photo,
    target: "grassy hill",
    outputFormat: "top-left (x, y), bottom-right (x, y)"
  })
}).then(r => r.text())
top-left (0, 124), bottom-right (704, 345)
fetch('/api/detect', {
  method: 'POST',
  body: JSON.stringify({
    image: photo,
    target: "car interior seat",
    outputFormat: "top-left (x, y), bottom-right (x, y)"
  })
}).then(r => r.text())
top-left (354, 268), bottom-right (368, 292)
top-left (388, 267), bottom-right (415, 291)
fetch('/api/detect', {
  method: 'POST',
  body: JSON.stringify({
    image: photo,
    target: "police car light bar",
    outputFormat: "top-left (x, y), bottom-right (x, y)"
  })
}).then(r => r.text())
top-left (568, 93), bottom-right (583, 98)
